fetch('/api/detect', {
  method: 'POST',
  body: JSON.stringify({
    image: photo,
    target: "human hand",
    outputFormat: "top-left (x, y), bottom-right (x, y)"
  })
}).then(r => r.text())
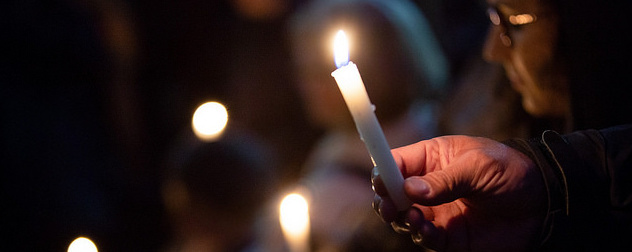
top-left (372, 135), bottom-right (547, 251)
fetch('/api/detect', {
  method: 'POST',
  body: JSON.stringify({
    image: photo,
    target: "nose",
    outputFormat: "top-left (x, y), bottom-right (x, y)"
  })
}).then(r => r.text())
top-left (482, 25), bottom-right (511, 63)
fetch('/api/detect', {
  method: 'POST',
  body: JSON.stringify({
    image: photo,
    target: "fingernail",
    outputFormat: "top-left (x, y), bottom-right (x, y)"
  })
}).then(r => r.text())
top-left (407, 178), bottom-right (429, 195)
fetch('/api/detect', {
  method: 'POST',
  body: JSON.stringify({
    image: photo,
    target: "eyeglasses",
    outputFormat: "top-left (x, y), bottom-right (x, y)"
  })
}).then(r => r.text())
top-left (487, 6), bottom-right (538, 47)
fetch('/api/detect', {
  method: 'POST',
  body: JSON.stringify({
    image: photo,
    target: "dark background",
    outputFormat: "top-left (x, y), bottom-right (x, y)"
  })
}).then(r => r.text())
top-left (0, 0), bottom-right (488, 250)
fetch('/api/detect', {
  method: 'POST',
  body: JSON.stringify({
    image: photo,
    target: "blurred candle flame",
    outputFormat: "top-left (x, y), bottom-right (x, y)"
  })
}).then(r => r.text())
top-left (192, 101), bottom-right (228, 141)
top-left (280, 193), bottom-right (310, 252)
top-left (333, 30), bottom-right (350, 68)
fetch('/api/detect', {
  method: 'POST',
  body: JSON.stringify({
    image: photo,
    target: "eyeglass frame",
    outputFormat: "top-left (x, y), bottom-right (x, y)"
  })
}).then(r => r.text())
top-left (487, 6), bottom-right (539, 47)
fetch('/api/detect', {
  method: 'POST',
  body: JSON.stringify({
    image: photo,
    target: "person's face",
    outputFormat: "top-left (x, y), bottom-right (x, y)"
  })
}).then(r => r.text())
top-left (483, 0), bottom-right (570, 118)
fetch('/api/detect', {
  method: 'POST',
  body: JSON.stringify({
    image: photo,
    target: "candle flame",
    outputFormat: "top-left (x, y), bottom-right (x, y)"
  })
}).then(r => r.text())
top-left (333, 30), bottom-right (349, 68)
top-left (279, 193), bottom-right (310, 237)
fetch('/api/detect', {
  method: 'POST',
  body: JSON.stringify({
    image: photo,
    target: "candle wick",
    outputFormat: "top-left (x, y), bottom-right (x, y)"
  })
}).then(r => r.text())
top-left (335, 60), bottom-right (350, 69)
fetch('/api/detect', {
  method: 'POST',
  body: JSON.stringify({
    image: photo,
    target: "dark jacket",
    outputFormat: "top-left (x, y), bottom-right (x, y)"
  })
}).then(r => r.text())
top-left (507, 124), bottom-right (632, 251)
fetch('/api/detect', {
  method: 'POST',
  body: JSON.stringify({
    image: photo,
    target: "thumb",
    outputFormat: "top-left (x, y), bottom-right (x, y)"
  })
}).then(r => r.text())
top-left (404, 168), bottom-right (470, 206)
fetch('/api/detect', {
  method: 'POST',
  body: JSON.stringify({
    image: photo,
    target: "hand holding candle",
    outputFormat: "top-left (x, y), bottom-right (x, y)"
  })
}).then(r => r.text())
top-left (330, 30), bottom-right (411, 211)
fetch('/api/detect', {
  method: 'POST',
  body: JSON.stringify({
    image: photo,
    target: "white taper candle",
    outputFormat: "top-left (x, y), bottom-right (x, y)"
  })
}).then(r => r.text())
top-left (331, 30), bottom-right (411, 211)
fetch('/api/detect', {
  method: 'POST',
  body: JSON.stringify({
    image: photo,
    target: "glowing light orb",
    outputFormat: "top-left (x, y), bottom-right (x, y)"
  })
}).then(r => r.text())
top-left (192, 101), bottom-right (229, 141)
top-left (68, 237), bottom-right (98, 252)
